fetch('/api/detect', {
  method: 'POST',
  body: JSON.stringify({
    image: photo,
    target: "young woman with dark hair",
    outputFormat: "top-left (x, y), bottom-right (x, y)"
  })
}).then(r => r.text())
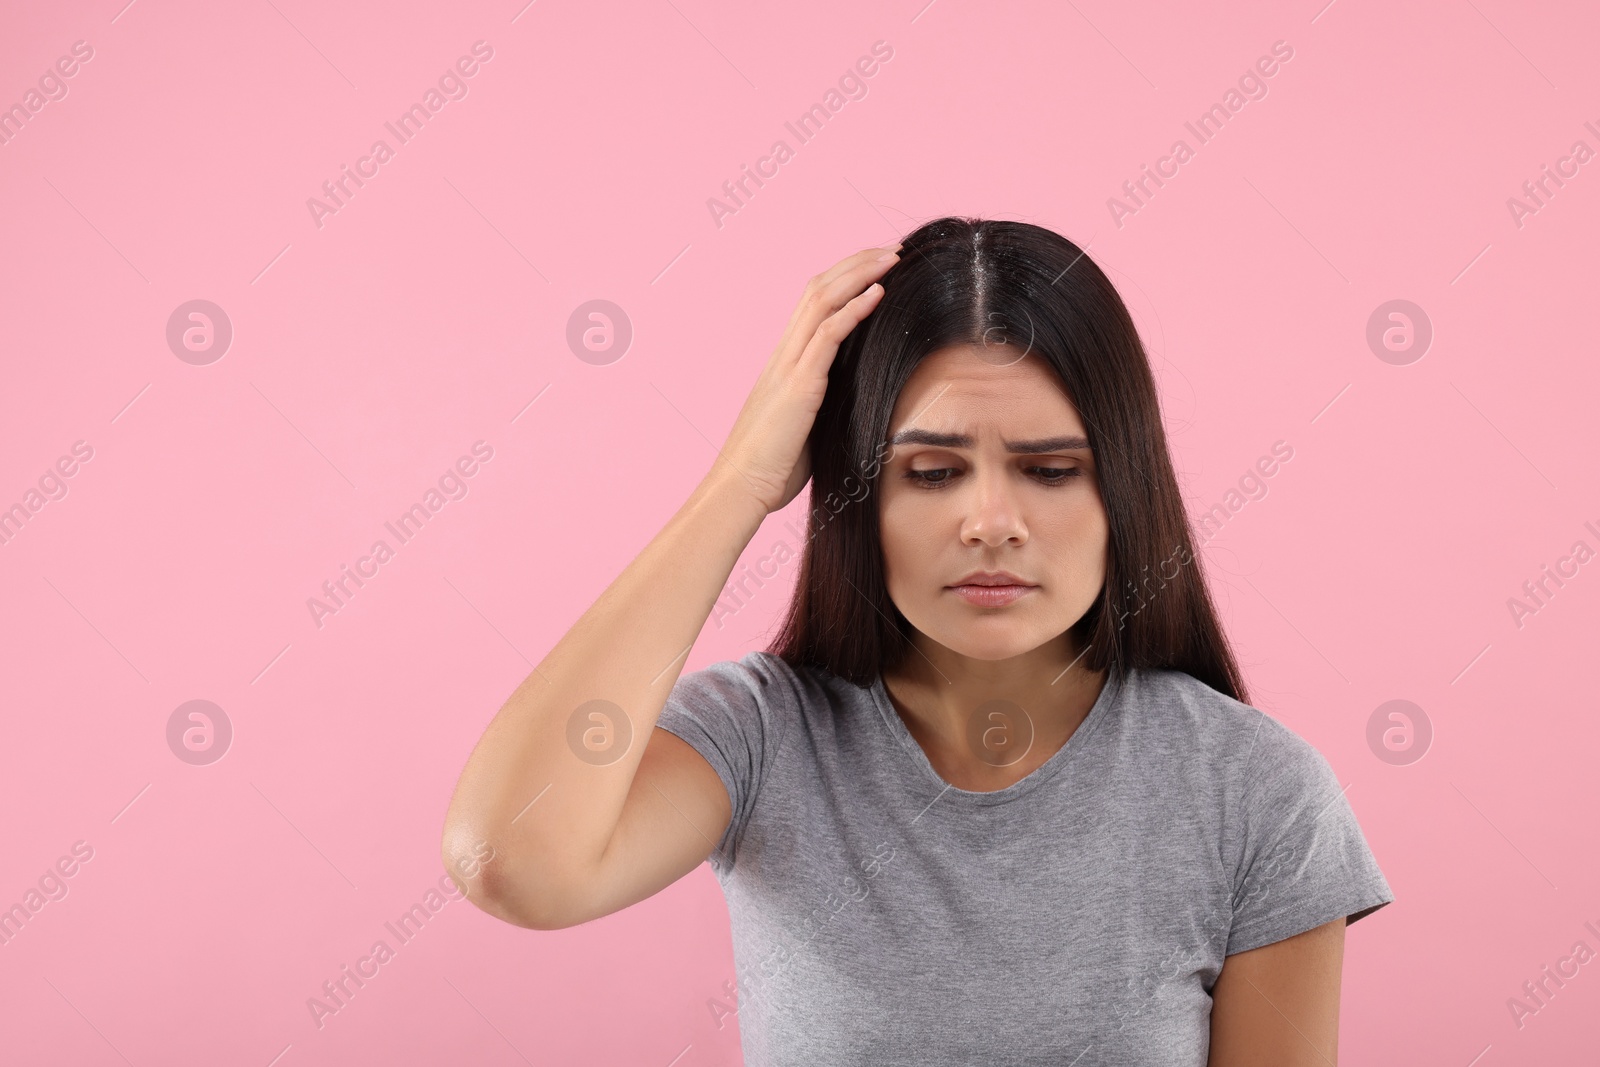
top-left (442, 217), bottom-right (1393, 1066)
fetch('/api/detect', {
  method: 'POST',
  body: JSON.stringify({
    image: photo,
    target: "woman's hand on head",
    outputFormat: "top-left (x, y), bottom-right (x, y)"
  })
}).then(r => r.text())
top-left (714, 244), bottom-right (900, 515)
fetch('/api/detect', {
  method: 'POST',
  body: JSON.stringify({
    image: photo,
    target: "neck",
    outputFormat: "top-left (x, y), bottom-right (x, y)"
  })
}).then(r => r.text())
top-left (881, 632), bottom-right (1108, 768)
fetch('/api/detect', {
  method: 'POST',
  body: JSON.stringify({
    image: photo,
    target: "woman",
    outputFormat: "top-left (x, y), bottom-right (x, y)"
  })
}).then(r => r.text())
top-left (441, 217), bottom-right (1394, 1066)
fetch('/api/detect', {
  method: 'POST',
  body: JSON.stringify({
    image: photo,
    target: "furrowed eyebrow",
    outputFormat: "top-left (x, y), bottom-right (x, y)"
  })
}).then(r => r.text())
top-left (887, 428), bottom-right (1092, 453)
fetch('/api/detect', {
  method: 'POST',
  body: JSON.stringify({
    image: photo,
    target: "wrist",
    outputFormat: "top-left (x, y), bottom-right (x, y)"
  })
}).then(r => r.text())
top-left (691, 461), bottom-right (771, 528)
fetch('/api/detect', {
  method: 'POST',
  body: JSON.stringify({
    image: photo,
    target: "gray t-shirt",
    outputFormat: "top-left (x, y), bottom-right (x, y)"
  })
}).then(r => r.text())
top-left (655, 649), bottom-right (1394, 1067)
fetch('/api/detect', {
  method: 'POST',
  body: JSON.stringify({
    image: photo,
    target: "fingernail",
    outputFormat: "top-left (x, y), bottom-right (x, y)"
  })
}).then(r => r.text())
top-left (877, 251), bottom-right (899, 262)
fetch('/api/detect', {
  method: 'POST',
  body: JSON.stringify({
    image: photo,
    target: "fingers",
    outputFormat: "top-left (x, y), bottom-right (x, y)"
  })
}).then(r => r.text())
top-left (794, 280), bottom-right (886, 373)
top-left (812, 243), bottom-right (903, 292)
top-left (778, 247), bottom-right (900, 362)
top-left (782, 245), bottom-right (900, 333)
top-left (807, 248), bottom-right (900, 315)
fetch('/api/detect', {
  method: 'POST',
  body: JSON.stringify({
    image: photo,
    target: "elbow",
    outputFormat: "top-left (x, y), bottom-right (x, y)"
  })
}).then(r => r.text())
top-left (440, 826), bottom-right (576, 931)
top-left (440, 825), bottom-right (522, 923)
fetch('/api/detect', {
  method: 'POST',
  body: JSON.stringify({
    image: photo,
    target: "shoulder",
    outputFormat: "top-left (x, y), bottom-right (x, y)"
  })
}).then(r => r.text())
top-left (1118, 668), bottom-right (1267, 768)
top-left (667, 650), bottom-right (847, 723)
top-left (1122, 666), bottom-right (1257, 728)
top-left (1119, 668), bottom-right (1335, 792)
top-left (680, 649), bottom-right (829, 697)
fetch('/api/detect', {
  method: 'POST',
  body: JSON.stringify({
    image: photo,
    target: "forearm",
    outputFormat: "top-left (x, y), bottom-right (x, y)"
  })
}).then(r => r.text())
top-left (440, 463), bottom-right (767, 919)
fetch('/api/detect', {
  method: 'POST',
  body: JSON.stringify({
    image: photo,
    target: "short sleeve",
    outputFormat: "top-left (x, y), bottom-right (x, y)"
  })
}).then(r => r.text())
top-left (653, 651), bottom-right (790, 878)
top-left (1226, 714), bottom-right (1395, 956)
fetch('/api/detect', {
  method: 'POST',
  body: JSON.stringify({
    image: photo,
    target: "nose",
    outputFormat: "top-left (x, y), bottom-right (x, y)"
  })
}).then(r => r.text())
top-left (959, 464), bottom-right (1028, 547)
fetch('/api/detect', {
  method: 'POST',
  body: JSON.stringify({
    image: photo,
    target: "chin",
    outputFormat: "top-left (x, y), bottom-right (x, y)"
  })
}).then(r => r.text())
top-left (919, 619), bottom-right (1049, 662)
top-left (951, 641), bottom-right (1039, 662)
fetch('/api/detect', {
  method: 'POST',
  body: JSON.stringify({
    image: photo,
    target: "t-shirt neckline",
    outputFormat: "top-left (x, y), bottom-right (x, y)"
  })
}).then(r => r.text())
top-left (867, 667), bottom-right (1126, 808)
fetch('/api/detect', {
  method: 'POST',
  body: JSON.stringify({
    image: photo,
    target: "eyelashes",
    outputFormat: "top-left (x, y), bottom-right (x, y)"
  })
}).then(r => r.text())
top-left (903, 467), bottom-right (1084, 489)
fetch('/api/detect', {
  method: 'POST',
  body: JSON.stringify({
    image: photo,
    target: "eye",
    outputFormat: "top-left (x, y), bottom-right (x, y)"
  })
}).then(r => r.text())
top-left (1029, 466), bottom-right (1084, 484)
top-left (902, 466), bottom-right (1085, 489)
top-left (905, 468), bottom-right (957, 486)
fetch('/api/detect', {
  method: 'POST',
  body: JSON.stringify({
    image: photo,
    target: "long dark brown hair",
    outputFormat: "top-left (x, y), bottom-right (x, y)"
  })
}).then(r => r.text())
top-left (767, 216), bottom-right (1248, 704)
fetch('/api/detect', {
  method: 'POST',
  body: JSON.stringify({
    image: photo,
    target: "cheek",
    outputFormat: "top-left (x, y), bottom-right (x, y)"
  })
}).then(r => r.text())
top-left (1061, 502), bottom-right (1108, 545)
top-left (878, 497), bottom-right (938, 583)
top-left (1040, 501), bottom-right (1110, 574)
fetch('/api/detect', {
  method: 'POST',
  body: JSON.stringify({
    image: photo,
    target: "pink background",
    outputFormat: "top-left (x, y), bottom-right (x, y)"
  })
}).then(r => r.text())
top-left (2, 0), bottom-right (1597, 1063)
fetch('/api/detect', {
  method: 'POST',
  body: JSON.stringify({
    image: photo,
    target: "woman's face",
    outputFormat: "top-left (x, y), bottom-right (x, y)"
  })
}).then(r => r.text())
top-left (877, 344), bottom-right (1110, 663)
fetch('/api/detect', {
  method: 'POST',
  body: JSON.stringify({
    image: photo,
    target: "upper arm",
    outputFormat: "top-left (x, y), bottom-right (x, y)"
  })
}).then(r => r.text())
top-left (1208, 917), bottom-right (1346, 1066)
top-left (533, 726), bottom-right (732, 929)
top-left (527, 652), bottom-right (781, 929)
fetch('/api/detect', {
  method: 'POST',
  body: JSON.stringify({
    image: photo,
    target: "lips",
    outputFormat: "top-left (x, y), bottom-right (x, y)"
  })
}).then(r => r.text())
top-left (950, 571), bottom-right (1034, 587)
top-left (949, 584), bottom-right (1034, 607)
top-left (948, 571), bottom-right (1036, 608)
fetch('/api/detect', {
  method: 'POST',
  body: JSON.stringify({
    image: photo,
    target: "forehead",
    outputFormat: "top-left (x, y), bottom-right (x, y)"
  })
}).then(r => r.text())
top-left (888, 345), bottom-right (1081, 433)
